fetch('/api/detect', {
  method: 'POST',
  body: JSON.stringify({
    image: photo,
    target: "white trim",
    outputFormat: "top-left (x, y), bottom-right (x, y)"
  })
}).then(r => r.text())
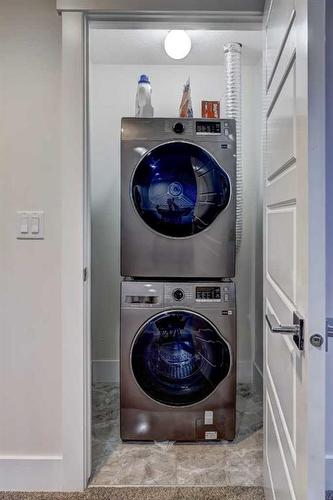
top-left (61, 11), bottom-right (86, 491)
top-left (0, 457), bottom-right (63, 492)
top-left (56, 1), bottom-right (263, 29)
top-left (92, 360), bottom-right (120, 383)
top-left (87, 18), bottom-right (261, 32)
top-left (83, 14), bottom-right (92, 486)
top-left (306, 0), bottom-right (326, 495)
top-left (56, 0), bottom-right (263, 14)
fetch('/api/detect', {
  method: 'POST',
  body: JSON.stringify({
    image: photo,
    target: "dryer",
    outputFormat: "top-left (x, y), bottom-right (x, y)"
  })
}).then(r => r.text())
top-left (120, 280), bottom-right (236, 442)
top-left (121, 118), bottom-right (236, 278)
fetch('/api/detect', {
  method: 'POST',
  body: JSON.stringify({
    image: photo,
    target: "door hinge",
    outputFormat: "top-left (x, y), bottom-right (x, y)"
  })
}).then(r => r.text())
top-left (326, 317), bottom-right (333, 351)
top-left (83, 267), bottom-right (89, 282)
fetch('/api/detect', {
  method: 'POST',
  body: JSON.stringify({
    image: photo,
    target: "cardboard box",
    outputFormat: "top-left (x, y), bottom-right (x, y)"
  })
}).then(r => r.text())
top-left (201, 101), bottom-right (220, 118)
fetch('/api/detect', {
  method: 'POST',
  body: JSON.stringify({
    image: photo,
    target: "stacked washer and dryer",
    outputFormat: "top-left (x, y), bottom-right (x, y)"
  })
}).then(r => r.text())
top-left (120, 117), bottom-right (237, 441)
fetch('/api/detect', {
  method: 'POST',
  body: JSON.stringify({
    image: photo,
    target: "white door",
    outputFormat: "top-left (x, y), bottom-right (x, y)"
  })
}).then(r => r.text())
top-left (263, 0), bottom-right (326, 499)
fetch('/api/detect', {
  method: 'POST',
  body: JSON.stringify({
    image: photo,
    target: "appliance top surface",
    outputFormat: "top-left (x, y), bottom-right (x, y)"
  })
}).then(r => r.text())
top-left (121, 117), bottom-right (236, 142)
top-left (121, 280), bottom-right (235, 309)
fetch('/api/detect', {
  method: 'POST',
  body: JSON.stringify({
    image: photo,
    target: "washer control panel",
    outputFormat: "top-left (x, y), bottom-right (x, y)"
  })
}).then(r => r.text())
top-left (172, 288), bottom-right (185, 301)
top-left (163, 282), bottom-right (235, 308)
top-left (196, 286), bottom-right (221, 302)
top-left (165, 284), bottom-right (193, 305)
top-left (122, 282), bottom-right (235, 309)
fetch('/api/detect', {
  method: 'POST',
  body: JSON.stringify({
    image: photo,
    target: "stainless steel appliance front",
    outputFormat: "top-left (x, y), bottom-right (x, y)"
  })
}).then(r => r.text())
top-left (120, 280), bottom-right (236, 442)
top-left (121, 118), bottom-right (236, 278)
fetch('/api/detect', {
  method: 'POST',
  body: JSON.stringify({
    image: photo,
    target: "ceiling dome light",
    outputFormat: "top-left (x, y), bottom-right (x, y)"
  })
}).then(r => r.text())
top-left (164, 30), bottom-right (192, 60)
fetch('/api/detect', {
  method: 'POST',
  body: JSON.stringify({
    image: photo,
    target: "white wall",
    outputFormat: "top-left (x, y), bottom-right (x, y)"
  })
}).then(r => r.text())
top-left (90, 58), bottom-right (263, 384)
top-left (0, 0), bottom-right (64, 490)
top-left (235, 59), bottom-right (263, 385)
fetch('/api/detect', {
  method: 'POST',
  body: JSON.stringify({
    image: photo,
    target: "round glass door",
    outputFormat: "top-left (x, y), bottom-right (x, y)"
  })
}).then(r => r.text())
top-left (131, 310), bottom-right (231, 406)
top-left (131, 142), bottom-right (230, 238)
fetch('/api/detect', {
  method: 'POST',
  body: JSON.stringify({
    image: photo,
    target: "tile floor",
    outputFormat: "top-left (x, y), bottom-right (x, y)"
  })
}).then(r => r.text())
top-left (90, 383), bottom-right (263, 487)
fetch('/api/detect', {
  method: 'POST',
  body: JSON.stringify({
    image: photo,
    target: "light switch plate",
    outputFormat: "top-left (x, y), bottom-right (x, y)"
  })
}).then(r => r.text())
top-left (16, 210), bottom-right (44, 239)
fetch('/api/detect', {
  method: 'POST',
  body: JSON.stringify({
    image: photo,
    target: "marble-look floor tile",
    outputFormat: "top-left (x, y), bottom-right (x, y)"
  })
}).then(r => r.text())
top-left (90, 383), bottom-right (263, 487)
top-left (223, 448), bottom-right (263, 486)
top-left (91, 442), bottom-right (177, 486)
top-left (175, 445), bottom-right (228, 485)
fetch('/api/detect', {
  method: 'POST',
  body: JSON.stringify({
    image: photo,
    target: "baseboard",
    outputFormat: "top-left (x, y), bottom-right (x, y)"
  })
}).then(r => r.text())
top-left (0, 456), bottom-right (63, 491)
top-left (326, 455), bottom-right (333, 490)
top-left (237, 360), bottom-right (252, 384)
top-left (252, 361), bottom-right (263, 395)
top-left (92, 360), bottom-right (119, 383)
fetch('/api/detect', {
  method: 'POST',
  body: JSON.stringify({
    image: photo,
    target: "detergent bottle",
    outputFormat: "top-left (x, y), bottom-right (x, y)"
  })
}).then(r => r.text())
top-left (135, 74), bottom-right (154, 118)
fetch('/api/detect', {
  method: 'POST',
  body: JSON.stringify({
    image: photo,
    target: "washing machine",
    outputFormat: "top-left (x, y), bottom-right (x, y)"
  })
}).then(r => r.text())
top-left (120, 280), bottom-right (236, 442)
top-left (121, 118), bottom-right (236, 278)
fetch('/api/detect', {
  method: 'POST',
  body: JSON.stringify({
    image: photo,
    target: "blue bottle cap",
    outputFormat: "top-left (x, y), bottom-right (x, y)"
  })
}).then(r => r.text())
top-left (138, 74), bottom-right (150, 84)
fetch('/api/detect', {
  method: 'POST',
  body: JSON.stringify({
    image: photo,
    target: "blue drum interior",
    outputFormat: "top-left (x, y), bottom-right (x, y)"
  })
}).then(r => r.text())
top-left (131, 310), bottom-right (230, 406)
top-left (131, 142), bottom-right (230, 237)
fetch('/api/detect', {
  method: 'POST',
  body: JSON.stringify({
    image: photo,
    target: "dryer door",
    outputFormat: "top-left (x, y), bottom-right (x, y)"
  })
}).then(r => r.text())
top-left (131, 310), bottom-right (231, 406)
top-left (131, 142), bottom-right (230, 238)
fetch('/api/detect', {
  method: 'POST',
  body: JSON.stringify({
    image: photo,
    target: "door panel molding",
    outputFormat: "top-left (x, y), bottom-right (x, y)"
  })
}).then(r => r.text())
top-left (267, 158), bottom-right (296, 184)
top-left (266, 63), bottom-right (296, 180)
top-left (266, 208), bottom-right (296, 303)
top-left (266, 370), bottom-right (297, 483)
top-left (266, 391), bottom-right (296, 500)
top-left (266, 301), bottom-right (296, 462)
top-left (266, 5), bottom-right (296, 90)
top-left (266, 22), bottom-right (296, 109)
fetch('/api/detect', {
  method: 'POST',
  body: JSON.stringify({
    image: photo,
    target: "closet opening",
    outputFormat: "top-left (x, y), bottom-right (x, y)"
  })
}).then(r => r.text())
top-left (87, 23), bottom-right (264, 488)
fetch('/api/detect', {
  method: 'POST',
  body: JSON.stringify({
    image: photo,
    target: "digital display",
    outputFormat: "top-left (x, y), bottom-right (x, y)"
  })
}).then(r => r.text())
top-left (196, 286), bottom-right (221, 300)
top-left (126, 295), bottom-right (158, 304)
top-left (196, 121), bottom-right (221, 134)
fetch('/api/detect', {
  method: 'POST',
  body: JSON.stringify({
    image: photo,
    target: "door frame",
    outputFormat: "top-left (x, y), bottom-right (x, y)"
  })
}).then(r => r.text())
top-left (58, 0), bottom-right (326, 491)
top-left (58, 3), bottom-right (263, 489)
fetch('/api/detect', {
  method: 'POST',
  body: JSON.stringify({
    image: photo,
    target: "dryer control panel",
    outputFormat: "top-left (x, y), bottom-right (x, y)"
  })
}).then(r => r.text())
top-left (195, 121), bottom-right (221, 134)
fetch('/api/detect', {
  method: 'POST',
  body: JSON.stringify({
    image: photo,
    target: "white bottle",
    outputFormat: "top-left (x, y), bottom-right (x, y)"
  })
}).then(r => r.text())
top-left (135, 74), bottom-right (154, 118)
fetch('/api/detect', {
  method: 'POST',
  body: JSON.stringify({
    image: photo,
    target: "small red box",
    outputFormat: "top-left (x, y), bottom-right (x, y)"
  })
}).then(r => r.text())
top-left (201, 101), bottom-right (220, 118)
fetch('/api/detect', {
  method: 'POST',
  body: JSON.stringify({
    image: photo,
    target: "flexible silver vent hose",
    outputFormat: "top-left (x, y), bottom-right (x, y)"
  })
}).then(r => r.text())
top-left (224, 42), bottom-right (242, 252)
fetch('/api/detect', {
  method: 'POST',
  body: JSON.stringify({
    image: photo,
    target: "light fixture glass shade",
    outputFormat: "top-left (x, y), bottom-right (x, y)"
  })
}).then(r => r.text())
top-left (164, 30), bottom-right (192, 60)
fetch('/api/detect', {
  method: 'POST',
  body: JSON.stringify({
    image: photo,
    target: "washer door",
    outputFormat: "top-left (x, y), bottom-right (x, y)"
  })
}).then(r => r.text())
top-left (131, 142), bottom-right (230, 238)
top-left (131, 310), bottom-right (231, 406)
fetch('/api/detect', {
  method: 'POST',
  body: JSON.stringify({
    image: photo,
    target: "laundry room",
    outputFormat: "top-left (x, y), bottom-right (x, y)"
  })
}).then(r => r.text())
top-left (88, 25), bottom-right (263, 487)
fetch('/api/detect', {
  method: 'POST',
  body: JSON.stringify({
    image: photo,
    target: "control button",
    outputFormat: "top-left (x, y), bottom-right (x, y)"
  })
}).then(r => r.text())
top-left (173, 288), bottom-right (185, 301)
top-left (173, 122), bottom-right (184, 134)
top-left (224, 293), bottom-right (229, 302)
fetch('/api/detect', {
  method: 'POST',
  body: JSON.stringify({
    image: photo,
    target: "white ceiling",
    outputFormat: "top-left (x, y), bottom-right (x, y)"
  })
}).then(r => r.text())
top-left (90, 29), bottom-right (263, 66)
